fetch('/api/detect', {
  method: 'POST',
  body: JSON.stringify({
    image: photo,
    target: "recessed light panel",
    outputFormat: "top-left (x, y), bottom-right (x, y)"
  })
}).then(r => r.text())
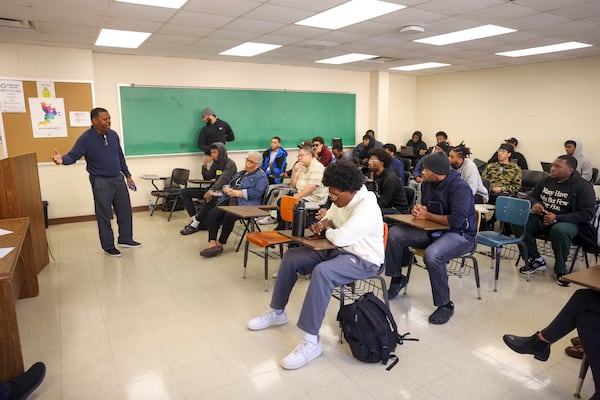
top-left (390, 62), bottom-right (450, 71)
top-left (116, 0), bottom-right (188, 9)
top-left (415, 24), bottom-right (516, 46)
top-left (95, 28), bottom-right (151, 49)
top-left (220, 42), bottom-right (281, 57)
top-left (316, 53), bottom-right (378, 64)
top-left (296, 0), bottom-right (406, 30)
top-left (496, 41), bottom-right (592, 57)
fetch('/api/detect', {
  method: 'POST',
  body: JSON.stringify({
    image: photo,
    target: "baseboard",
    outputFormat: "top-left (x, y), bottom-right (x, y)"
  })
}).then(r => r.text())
top-left (48, 206), bottom-right (149, 225)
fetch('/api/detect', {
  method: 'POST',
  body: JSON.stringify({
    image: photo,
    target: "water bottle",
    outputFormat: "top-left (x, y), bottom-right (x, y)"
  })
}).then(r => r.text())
top-left (148, 200), bottom-right (154, 213)
top-left (292, 199), bottom-right (306, 237)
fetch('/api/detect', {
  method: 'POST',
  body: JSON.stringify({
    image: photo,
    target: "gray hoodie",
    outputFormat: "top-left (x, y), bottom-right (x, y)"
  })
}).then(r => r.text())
top-left (568, 138), bottom-right (593, 182)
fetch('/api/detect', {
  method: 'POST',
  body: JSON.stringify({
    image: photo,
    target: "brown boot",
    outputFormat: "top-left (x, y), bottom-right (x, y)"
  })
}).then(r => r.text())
top-left (564, 345), bottom-right (584, 359)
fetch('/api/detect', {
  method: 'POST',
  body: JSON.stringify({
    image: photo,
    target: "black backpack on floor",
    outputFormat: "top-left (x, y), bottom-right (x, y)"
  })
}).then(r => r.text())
top-left (337, 292), bottom-right (417, 370)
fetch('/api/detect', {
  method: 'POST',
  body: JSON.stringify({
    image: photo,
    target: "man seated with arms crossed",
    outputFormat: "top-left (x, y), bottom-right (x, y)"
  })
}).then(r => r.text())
top-left (247, 159), bottom-right (384, 369)
top-left (275, 145), bottom-right (328, 230)
top-left (481, 143), bottom-right (522, 204)
top-left (368, 148), bottom-right (410, 215)
top-left (385, 152), bottom-right (477, 324)
top-left (513, 155), bottom-right (595, 286)
top-left (180, 143), bottom-right (236, 235)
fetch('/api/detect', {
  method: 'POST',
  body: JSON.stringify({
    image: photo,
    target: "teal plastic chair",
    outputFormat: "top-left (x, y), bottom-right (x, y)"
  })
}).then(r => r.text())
top-left (477, 196), bottom-right (531, 291)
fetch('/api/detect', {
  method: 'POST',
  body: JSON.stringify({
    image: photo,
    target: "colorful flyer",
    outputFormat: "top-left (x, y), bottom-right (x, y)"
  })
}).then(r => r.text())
top-left (28, 97), bottom-right (68, 138)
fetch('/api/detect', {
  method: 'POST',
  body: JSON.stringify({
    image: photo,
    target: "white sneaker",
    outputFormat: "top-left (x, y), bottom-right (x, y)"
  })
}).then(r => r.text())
top-left (281, 338), bottom-right (322, 370)
top-left (257, 216), bottom-right (278, 225)
top-left (247, 310), bottom-right (288, 330)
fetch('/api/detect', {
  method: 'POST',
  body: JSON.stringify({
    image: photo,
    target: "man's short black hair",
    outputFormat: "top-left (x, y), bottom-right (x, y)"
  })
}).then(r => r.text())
top-left (435, 131), bottom-right (448, 140)
top-left (369, 148), bottom-right (392, 168)
top-left (91, 107), bottom-right (108, 120)
top-left (272, 136), bottom-right (281, 142)
top-left (383, 143), bottom-right (397, 154)
top-left (564, 140), bottom-right (577, 147)
top-left (558, 154), bottom-right (578, 169)
top-left (312, 136), bottom-right (325, 145)
top-left (323, 158), bottom-right (364, 192)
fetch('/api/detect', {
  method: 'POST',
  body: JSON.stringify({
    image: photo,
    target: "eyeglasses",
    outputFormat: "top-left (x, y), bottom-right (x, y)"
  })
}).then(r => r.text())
top-left (328, 191), bottom-right (346, 201)
top-left (103, 134), bottom-right (108, 147)
top-left (244, 158), bottom-right (258, 164)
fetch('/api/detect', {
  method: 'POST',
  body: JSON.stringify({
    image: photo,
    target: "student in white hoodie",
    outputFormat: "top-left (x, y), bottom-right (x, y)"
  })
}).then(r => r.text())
top-left (565, 138), bottom-right (593, 182)
top-left (247, 159), bottom-right (384, 370)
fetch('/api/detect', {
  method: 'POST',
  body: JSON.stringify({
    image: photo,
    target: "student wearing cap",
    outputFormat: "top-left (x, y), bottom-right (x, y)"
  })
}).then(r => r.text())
top-left (408, 141), bottom-right (451, 201)
top-left (196, 107), bottom-right (235, 155)
top-left (384, 151), bottom-right (477, 324)
top-left (487, 137), bottom-right (528, 170)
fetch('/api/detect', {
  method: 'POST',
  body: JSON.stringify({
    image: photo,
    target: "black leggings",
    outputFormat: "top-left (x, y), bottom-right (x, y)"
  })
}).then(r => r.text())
top-left (206, 207), bottom-right (238, 244)
top-left (541, 289), bottom-right (600, 398)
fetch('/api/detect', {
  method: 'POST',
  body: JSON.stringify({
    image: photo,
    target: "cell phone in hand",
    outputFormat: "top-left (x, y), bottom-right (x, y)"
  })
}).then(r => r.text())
top-left (127, 182), bottom-right (137, 191)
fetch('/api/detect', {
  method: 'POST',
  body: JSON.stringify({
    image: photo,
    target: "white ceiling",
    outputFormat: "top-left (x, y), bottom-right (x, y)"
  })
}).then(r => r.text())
top-left (1, 0), bottom-right (600, 75)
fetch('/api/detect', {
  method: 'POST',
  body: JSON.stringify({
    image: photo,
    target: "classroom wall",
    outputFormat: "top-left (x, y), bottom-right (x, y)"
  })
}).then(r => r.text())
top-left (3, 42), bottom-right (598, 219)
top-left (1, 44), bottom-right (382, 218)
top-left (414, 56), bottom-right (600, 169)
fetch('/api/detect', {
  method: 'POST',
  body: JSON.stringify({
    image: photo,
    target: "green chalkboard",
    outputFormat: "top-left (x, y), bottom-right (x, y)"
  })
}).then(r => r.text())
top-left (119, 86), bottom-right (356, 156)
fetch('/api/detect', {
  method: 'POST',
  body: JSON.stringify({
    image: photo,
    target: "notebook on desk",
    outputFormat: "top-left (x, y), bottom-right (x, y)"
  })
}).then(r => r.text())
top-left (398, 145), bottom-right (414, 157)
top-left (540, 162), bottom-right (552, 173)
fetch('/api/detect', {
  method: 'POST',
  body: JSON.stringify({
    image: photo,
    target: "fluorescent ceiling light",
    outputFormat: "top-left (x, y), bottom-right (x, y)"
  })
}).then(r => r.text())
top-left (316, 53), bottom-right (378, 64)
top-left (496, 41), bottom-right (592, 57)
top-left (220, 42), bottom-right (281, 57)
top-left (95, 28), bottom-right (151, 48)
top-left (414, 24), bottom-right (516, 46)
top-left (296, 0), bottom-right (406, 30)
top-left (116, 0), bottom-right (188, 8)
top-left (390, 62), bottom-right (450, 71)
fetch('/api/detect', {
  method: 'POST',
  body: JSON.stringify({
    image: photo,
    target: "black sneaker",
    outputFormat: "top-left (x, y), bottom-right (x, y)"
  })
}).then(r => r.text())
top-left (519, 258), bottom-right (546, 274)
top-left (117, 240), bottom-right (142, 248)
top-left (8, 362), bottom-right (46, 400)
top-left (104, 248), bottom-right (122, 257)
top-left (388, 274), bottom-right (409, 299)
top-left (556, 274), bottom-right (571, 287)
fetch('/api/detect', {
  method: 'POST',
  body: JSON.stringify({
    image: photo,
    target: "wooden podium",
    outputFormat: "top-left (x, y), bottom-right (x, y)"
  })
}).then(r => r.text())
top-left (0, 152), bottom-right (49, 281)
top-left (0, 153), bottom-right (49, 380)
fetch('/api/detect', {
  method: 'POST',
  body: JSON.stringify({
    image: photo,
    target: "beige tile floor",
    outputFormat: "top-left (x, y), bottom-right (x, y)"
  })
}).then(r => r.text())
top-left (17, 211), bottom-right (595, 399)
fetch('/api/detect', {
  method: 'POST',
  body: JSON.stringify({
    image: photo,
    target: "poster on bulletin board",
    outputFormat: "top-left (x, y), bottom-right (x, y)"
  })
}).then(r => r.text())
top-left (28, 97), bottom-right (68, 138)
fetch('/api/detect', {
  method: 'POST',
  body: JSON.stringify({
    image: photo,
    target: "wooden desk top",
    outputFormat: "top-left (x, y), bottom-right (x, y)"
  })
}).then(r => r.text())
top-left (385, 214), bottom-right (450, 231)
top-left (278, 230), bottom-right (337, 250)
top-left (0, 218), bottom-right (30, 280)
top-left (218, 205), bottom-right (271, 218)
top-left (563, 266), bottom-right (600, 291)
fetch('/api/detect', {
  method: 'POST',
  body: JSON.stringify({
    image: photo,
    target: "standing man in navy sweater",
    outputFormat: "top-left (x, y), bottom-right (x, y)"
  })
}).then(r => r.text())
top-left (385, 152), bottom-right (477, 324)
top-left (52, 107), bottom-right (141, 257)
top-left (197, 107), bottom-right (235, 155)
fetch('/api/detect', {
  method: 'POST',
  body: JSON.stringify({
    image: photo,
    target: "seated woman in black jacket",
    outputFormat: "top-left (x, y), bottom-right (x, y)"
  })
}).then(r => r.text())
top-left (200, 151), bottom-right (269, 258)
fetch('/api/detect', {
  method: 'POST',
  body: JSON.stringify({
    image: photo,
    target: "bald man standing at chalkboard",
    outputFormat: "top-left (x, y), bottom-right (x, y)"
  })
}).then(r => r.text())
top-left (197, 107), bottom-right (235, 155)
top-left (52, 107), bottom-right (141, 257)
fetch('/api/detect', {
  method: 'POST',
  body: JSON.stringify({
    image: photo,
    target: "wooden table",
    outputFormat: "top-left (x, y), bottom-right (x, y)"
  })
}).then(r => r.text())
top-left (385, 213), bottom-right (450, 231)
top-left (278, 229), bottom-right (337, 250)
top-left (218, 205), bottom-right (276, 251)
top-left (0, 217), bottom-right (32, 381)
top-left (563, 265), bottom-right (600, 290)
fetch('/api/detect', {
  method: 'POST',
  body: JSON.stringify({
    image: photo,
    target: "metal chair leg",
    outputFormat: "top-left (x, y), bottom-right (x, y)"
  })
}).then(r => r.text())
top-left (263, 247), bottom-right (269, 292)
top-left (574, 354), bottom-right (589, 398)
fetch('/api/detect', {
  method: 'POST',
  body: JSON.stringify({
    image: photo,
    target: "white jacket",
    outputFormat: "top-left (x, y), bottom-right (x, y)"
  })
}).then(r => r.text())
top-left (324, 186), bottom-right (385, 266)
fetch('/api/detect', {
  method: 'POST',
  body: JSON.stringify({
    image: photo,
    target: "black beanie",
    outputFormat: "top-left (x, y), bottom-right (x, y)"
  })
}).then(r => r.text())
top-left (423, 151), bottom-right (450, 175)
